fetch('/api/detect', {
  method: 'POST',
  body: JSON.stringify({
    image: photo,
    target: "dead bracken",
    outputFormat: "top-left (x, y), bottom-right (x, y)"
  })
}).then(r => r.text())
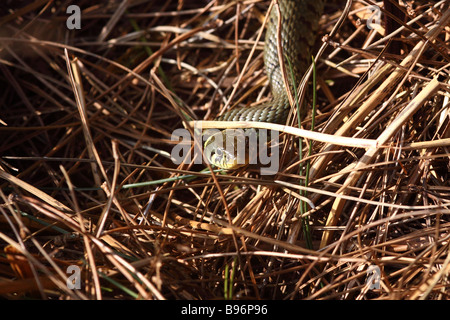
top-left (0, 0), bottom-right (449, 300)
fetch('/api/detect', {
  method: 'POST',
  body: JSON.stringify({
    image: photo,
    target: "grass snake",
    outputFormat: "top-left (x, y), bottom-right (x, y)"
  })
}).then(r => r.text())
top-left (204, 0), bottom-right (324, 169)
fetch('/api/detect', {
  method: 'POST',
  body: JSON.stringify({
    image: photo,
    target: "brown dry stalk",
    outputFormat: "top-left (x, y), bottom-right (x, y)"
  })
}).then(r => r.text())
top-left (320, 77), bottom-right (442, 247)
top-left (311, 7), bottom-right (450, 180)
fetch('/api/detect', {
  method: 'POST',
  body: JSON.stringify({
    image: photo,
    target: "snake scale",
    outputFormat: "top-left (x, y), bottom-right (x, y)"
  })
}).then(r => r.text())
top-left (205, 0), bottom-right (324, 169)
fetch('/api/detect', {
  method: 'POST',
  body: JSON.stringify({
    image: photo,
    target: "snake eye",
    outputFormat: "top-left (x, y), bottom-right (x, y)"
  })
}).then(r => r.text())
top-left (215, 149), bottom-right (223, 157)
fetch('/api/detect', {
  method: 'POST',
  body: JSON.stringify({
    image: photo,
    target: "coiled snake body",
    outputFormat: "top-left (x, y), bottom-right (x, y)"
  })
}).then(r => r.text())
top-left (205, 0), bottom-right (324, 169)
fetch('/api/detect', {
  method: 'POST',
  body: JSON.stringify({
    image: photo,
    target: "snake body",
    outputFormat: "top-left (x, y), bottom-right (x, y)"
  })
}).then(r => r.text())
top-left (205, 0), bottom-right (324, 169)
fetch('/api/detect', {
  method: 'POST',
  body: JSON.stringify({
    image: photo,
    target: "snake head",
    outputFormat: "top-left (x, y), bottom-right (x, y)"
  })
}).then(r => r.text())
top-left (204, 129), bottom-right (255, 169)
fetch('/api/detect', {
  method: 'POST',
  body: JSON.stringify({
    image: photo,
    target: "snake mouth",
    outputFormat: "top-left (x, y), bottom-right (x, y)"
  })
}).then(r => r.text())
top-left (204, 129), bottom-right (257, 169)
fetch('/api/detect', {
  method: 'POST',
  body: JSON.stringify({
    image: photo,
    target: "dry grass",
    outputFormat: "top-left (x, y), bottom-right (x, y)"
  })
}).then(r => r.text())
top-left (0, 0), bottom-right (449, 300)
